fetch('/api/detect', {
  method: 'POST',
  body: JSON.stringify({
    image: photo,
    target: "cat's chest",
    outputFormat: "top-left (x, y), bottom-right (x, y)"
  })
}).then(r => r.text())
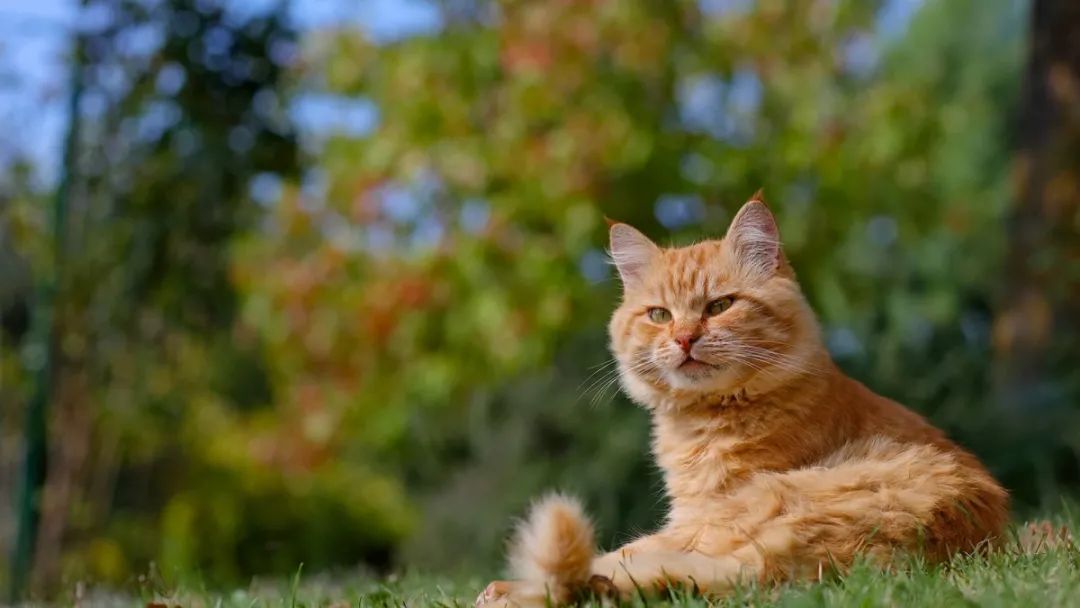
top-left (665, 432), bottom-right (741, 468)
top-left (655, 423), bottom-right (800, 496)
top-left (657, 430), bottom-right (742, 490)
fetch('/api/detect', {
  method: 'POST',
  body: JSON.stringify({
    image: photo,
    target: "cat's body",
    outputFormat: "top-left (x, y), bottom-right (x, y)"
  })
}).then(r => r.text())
top-left (477, 195), bottom-right (1008, 607)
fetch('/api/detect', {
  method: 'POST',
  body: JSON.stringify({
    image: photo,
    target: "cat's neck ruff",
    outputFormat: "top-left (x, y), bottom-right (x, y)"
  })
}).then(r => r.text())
top-left (651, 360), bottom-right (842, 501)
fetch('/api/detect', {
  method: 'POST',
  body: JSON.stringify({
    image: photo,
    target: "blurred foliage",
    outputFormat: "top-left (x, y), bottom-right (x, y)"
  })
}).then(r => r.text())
top-left (2, 0), bottom-right (404, 593)
top-left (239, 0), bottom-right (1042, 574)
top-left (3, 0), bottom-right (1080, 596)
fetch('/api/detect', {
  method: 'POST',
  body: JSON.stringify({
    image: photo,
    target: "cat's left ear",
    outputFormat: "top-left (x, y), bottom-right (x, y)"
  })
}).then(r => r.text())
top-left (725, 191), bottom-right (785, 279)
top-left (609, 222), bottom-right (659, 287)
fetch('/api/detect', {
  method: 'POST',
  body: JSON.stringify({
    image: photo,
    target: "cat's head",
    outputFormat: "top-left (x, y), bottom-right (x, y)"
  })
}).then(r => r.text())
top-left (608, 193), bottom-right (823, 410)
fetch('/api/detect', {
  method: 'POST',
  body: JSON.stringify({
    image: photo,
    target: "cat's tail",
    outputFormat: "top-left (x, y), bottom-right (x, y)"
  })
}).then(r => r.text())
top-left (508, 493), bottom-right (597, 602)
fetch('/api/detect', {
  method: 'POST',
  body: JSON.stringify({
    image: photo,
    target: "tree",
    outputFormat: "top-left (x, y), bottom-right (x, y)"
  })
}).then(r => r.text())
top-left (996, 0), bottom-right (1080, 403)
top-left (992, 0), bottom-right (1080, 504)
top-left (2, 0), bottom-right (335, 593)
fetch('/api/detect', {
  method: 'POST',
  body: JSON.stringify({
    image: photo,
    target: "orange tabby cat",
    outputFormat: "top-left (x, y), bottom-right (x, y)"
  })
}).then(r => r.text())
top-left (476, 193), bottom-right (1009, 607)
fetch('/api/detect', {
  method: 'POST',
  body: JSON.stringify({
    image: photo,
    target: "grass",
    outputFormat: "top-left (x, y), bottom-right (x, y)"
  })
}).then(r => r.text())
top-left (48, 522), bottom-right (1080, 607)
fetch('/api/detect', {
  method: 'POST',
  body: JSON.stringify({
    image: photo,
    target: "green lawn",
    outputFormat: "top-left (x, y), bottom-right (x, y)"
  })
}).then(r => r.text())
top-left (83, 524), bottom-right (1080, 607)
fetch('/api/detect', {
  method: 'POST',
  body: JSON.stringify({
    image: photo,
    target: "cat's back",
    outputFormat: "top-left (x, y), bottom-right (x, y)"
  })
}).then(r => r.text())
top-left (831, 372), bottom-right (997, 473)
top-left (832, 375), bottom-right (943, 443)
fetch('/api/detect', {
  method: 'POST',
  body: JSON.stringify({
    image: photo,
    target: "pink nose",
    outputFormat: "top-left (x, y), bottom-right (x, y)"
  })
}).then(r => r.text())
top-left (675, 334), bottom-right (698, 353)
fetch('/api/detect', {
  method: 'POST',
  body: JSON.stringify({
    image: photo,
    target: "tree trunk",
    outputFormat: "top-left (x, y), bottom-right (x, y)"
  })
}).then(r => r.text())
top-left (994, 0), bottom-right (1080, 410)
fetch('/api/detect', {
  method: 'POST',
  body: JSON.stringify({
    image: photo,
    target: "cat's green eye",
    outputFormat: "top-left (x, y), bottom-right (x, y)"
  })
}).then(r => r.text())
top-left (706, 296), bottom-right (735, 316)
top-left (647, 308), bottom-right (672, 323)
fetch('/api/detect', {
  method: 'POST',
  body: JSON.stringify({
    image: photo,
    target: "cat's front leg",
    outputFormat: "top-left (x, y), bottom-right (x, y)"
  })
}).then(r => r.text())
top-left (591, 532), bottom-right (680, 575)
top-left (594, 549), bottom-right (748, 598)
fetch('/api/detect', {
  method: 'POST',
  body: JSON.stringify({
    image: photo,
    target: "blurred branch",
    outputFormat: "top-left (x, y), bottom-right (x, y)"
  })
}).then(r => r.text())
top-left (8, 0), bottom-right (85, 600)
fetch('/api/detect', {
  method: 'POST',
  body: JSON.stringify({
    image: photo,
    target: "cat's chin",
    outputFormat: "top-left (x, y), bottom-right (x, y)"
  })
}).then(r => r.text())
top-left (665, 363), bottom-right (737, 392)
top-left (677, 358), bottom-right (716, 373)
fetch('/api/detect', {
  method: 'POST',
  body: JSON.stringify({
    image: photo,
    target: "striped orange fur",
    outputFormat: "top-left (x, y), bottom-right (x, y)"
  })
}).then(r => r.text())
top-left (476, 194), bottom-right (1008, 607)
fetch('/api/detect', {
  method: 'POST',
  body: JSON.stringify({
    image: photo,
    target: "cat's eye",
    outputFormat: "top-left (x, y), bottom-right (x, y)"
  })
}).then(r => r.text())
top-left (706, 296), bottom-right (735, 316)
top-left (647, 307), bottom-right (672, 323)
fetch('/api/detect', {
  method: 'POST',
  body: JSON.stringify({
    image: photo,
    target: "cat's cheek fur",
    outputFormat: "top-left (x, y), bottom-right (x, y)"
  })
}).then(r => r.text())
top-left (619, 367), bottom-right (662, 407)
top-left (652, 341), bottom-right (687, 372)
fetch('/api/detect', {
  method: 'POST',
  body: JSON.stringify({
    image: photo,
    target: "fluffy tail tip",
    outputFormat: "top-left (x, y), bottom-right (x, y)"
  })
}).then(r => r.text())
top-left (509, 493), bottom-right (596, 593)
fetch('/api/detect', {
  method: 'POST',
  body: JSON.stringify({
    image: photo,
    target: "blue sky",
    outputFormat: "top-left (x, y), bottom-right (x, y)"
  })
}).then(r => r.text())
top-left (0, 0), bottom-right (442, 186)
top-left (0, 0), bottom-right (923, 188)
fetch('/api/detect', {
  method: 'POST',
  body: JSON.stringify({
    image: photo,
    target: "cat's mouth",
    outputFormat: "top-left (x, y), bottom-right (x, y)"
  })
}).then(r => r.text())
top-left (678, 356), bottom-right (717, 371)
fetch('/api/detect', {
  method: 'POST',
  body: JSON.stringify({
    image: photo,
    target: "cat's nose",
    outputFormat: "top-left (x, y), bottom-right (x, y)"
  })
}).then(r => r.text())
top-left (674, 333), bottom-right (699, 353)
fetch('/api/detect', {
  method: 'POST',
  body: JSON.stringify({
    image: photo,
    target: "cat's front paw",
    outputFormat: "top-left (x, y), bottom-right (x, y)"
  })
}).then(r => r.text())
top-left (474, 580), bottom-right (545, 608)
top-left (474, 576), bottom-right (618, 607)
top-left (474, 581), bottom-right (508, 607)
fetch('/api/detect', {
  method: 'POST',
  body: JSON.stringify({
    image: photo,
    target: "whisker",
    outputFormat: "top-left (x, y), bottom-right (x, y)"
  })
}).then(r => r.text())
top-left (577, 358), bottom-right (620, 392)
top-left (579, 355), bottom-right (660, 407)
top-left (695, 341), bottom-right (822, 378)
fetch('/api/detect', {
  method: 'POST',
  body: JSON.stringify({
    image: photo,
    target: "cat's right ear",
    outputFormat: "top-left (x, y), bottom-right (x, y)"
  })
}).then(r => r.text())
top-left (609, 223), bottom-right (659, 287)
